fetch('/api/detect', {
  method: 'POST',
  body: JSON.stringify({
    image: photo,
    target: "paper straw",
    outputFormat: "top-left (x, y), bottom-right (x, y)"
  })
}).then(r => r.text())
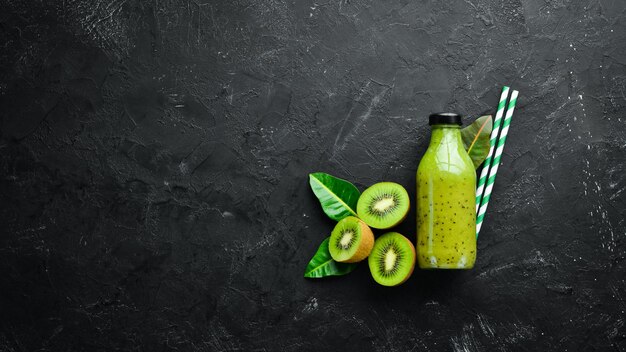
top-left (476, 90), bottom-right (519, 237)
top-left (475, 86), bottom-right (510, 213)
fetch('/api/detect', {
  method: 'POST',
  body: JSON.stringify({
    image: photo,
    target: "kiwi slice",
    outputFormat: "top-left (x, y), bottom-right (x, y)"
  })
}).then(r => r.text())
top-left (356, 182), bottom-right (410, 229)
top-left (329, 216), bottom-right (374, 263)
top-left (368, 232), bottom-right (416, 286)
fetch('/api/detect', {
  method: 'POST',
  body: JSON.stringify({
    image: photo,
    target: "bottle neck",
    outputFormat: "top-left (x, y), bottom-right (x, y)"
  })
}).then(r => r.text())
top-left (429, 124), bottom-right (462, 147)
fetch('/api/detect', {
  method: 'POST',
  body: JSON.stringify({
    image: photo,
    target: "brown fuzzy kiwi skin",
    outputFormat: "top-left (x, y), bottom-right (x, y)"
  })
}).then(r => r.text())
top-left (397, 235), bottom-right (416, 285)
top-left (338, 219), bottom-right (374, 263)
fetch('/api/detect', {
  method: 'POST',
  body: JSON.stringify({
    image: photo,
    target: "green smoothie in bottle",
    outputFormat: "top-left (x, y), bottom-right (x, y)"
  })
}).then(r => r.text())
top-left (417, 113), bottom-right (476, 269)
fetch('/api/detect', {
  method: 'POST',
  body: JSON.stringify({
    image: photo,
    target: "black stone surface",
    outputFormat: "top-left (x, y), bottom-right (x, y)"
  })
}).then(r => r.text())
top-left (1, 1), bottom-right (625, 351)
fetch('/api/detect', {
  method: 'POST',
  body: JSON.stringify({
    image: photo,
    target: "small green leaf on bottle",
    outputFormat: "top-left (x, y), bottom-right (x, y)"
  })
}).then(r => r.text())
top-left (462, 115), bottom-right (493, 169)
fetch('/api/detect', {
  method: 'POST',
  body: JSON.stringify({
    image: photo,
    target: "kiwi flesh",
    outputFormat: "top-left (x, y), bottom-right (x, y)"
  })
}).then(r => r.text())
top-left (357, 182), bottom-right (410, 229)
top-left (368, 232), bottom-right (416, 286)
top-left (329, 216), bottom-right (374, 263)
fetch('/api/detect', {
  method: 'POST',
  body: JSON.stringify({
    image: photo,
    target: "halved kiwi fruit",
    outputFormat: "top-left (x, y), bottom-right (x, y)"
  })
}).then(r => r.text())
top-left (368, 232), bottom-right (415, 286)
top-left (357, 182), bottom-right (410, 229)
top-left (329, 216), bottom-right (374, 263)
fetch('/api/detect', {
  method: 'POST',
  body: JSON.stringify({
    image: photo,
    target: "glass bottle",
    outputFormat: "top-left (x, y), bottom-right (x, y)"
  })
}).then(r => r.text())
top-left (416, 113), bottom-right (476, 269)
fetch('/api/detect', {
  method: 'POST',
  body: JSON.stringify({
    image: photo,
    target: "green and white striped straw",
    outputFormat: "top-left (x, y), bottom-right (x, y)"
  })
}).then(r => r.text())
top-left (475, 86), bottom-right (510, 213)
top-left (476, 89), bottom-right (519, 237)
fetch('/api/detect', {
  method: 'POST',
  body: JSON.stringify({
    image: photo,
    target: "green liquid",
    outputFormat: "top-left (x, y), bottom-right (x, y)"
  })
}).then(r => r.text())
top-left (416, 124), bottom-right (476, 269)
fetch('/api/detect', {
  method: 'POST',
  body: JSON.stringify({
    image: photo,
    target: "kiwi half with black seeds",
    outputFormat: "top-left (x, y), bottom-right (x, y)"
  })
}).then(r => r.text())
top-left (368, 232), bottom-right (415, 286)
top-left (329, 216), bottom-right (374, 263)
top-left (357, 182), bottom-right (410, 229)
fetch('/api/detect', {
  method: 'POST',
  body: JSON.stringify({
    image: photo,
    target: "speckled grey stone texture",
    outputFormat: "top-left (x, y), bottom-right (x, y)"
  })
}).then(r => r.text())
top-left (1, 0), bottom-right (625, 350)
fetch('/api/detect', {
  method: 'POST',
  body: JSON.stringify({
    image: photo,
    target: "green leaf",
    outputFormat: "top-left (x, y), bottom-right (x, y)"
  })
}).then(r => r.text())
top-left (309, 172), bottom-right (360, 221)
top-left (461, 115), bottom-right (493, 169)
top-left (304, 237), bottom-right (358, 278)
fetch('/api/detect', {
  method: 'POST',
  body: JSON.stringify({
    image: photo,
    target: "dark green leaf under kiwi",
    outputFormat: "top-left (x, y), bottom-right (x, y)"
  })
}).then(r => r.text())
top-left (304, 237), bottom-right (358, 278)
top-left (309, 173), bottom-right (360, 221)
top-left (461, 115), bottom-right (492, 169)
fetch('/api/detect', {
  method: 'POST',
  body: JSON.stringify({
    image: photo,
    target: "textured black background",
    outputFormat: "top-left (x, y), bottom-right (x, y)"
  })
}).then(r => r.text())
top-left (1, 0), bottom-right (625, 351)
